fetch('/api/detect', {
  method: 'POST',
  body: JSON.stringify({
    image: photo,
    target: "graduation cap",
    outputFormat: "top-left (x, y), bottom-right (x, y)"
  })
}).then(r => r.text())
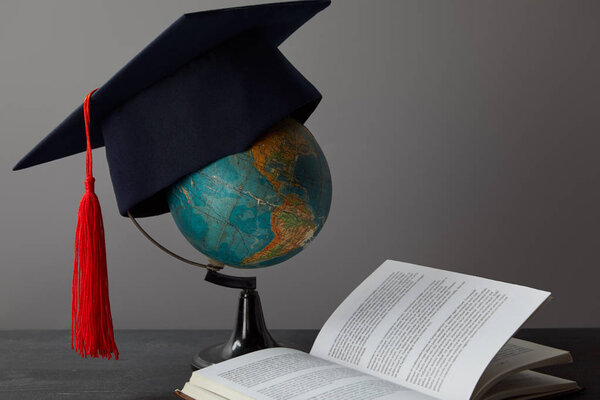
top-left (13, 0), bottom-right (330, 360)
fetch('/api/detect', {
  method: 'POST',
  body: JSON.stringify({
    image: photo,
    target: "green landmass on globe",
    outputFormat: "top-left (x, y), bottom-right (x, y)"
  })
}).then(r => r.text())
top-left (167, 118), bottom-right (332, 268)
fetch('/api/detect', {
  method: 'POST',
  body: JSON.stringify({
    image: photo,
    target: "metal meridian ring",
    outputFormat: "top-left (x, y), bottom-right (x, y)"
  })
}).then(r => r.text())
top-left (127, 211), bottom-right (223, 272)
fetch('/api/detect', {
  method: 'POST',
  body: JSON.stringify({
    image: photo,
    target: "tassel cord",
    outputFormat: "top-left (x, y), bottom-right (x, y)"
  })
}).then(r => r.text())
top-left (71, 89), bottom-right (119, 360)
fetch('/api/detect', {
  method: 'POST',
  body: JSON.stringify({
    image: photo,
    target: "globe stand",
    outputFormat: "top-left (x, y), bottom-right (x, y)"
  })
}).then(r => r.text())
top-left (191, 270), bottom-right (283, 370)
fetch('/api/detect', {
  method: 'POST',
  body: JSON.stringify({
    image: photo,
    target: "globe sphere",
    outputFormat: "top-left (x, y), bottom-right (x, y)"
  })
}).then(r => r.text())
top-left (167, 118), bottom-right (332, 268)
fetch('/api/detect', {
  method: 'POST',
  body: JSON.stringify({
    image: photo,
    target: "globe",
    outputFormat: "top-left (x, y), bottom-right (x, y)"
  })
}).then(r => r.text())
top-left (167, 118), bottom-right (332, 268)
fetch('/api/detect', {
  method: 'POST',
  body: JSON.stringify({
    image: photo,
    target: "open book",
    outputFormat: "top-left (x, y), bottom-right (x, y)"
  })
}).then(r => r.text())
top-left (176, 260), bottom-right (580, 400)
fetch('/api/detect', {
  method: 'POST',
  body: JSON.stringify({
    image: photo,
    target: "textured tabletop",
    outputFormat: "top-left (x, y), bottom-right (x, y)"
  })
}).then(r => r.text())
top-left (0, 329), bottom-right (597, 399)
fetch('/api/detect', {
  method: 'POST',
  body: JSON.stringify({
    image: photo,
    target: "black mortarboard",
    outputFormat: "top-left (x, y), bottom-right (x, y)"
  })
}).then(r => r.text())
top-left (14, 0), bottom-right (330, 218)
top-left (12, 0), bottom-right (330, 360)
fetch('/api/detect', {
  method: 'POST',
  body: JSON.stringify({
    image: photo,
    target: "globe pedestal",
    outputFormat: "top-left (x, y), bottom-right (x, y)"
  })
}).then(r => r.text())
top-left (191, 271), bottom-right (283, 370)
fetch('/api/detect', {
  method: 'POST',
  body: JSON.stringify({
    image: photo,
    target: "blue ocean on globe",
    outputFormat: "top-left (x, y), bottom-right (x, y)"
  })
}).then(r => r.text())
top-left (167, 118), bottom-right (332, 268)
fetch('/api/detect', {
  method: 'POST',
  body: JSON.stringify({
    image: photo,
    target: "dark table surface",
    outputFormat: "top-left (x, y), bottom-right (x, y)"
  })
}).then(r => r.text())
top-left (0, 329), bottom-right (597, 400)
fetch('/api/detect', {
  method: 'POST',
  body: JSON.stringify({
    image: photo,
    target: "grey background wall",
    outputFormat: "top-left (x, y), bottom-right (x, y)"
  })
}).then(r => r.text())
top-left (1, 0), bottom-right (599, 330)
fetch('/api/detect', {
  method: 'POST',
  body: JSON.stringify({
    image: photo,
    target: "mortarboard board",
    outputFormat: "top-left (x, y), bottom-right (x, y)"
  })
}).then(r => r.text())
top-left (13, 0), bottom-right (330, 359)
top-left (15, 0), bottom-right (330, 217)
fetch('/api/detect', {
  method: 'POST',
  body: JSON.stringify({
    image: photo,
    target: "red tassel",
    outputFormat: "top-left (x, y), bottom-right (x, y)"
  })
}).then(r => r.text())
top-left (71, 89), bottom-right (119, 359)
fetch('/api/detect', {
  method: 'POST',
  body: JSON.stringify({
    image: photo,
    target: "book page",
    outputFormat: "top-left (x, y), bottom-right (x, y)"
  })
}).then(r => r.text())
top-left (309, 260), bottom-right (550, 400)
top-left (472, 338), bottom-right (572, 399)
top-left (480, 370), bottom-right (578, 400)
top-left (179, 383), bottom-right (228, 400)
top-left (187, 347), bottom-right (436, 400)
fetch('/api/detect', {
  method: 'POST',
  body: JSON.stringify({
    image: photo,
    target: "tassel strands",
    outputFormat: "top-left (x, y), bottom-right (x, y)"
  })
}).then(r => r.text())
top-left (71, 89), bottom-right (119, 359)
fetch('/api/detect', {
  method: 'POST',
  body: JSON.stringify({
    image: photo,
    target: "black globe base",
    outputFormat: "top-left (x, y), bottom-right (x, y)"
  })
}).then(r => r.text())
top-left (191, 270), bottom-right (286, 370)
